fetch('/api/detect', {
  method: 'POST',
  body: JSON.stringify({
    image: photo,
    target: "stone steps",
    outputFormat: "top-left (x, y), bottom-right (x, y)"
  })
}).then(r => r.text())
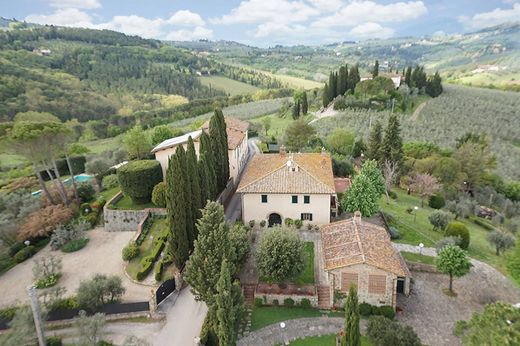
top-left (317, 285), bottom-right (331, 309)
top-left (243, 284), bottom-right (256, 306)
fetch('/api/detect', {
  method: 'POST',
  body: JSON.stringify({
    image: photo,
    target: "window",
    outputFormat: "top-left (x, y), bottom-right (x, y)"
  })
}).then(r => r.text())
top-left (304, 195), bottom-right (310, 204)
top-left (261, 195), bottom-right (268, 203)
top-left (341, 272), bottom-right (358, 291)
top-left (368, 275), bottom-right (387, 294)
top-left (292, 195), bottom-right (298, 204)
top-left (301, 213), bottom-right (313, 221)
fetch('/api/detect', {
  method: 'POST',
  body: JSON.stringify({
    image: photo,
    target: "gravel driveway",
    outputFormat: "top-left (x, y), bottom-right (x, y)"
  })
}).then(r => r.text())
top-left (397, 262), bottom-right (520, 346)
top-left (0, 228), bottom-right (151, 308)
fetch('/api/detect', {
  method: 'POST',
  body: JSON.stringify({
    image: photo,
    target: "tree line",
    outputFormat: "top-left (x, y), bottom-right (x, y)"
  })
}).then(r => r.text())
top-left (322, 64), bottom-right (361, 107)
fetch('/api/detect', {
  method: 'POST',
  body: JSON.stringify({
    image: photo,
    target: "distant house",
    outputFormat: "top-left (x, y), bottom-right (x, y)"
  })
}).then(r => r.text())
top-left (33, 48), bottom-right (51, 56)
top-left (151, 116), bottom-right (249, 184)
top-left (320, 212), bottom-right (411, 309)
top-left (237, 149), bottom-right (337, 226)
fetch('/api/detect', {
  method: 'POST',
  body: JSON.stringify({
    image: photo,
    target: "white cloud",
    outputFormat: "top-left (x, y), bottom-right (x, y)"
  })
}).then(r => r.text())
top-left (167, 10), bottom-right (205, 26)
top-left (459, 3), bottom-right (520, 30)
top-left (349, 22), bottom-right (394, 39)
top-left (312, 0), bottom-right (427, 28)
top-left (254, 22), bottom-right (306, 38)
top-left (25, 8), bottom-right (95, 28)
top-left (97, 15), bottom-right (164, 38)
top-left (212, 0), bottom-right (319, 25)
top-left (48, 0), bottom-right (101, 9)
top-left (307, 0), bottom-right (343, 12)
top-left (165, 26), bottom-right (213, 41)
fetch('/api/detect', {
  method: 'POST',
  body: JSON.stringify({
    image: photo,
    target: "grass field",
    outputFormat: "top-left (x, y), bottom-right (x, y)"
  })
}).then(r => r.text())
top-left (251, 113), bottom-right (315, 139)
top-left (263, 70), bottom-right (323, 90)
top-left (298, 242), bottom-right (315, 285)
top-left (401, 251), bottom-right (436, 265)
top-left (382, 189), bottom-right (511, 277)
top-left (289, 334), bottom-right (373, 346)
top-left (112, 194), bottom-right (155, 210)
top-left (198, 75), bottom-right (260, 95)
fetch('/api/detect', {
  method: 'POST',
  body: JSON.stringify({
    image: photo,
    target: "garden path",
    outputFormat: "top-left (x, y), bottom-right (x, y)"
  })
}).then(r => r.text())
top-left (0, 228), bottom-right (151, 308)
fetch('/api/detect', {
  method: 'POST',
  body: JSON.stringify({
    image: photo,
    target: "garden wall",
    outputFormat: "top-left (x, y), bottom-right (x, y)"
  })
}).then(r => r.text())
top-left (103, 191), bottom-right (166, 232)
top-left (255, 284), bottom-right (318, 308)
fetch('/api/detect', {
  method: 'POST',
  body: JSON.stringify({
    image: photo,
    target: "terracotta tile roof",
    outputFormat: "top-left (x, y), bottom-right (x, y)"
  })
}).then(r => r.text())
top-left (321, 214), bottom-right (410, 277)
top-left (334, 177), bottom-right (352, 193)
top-left (201, 116), bottom-right (249, 150)
top-left (151, 129), bottom-right (202, 153)
top-left (237, 153), bottom-right (335, 194)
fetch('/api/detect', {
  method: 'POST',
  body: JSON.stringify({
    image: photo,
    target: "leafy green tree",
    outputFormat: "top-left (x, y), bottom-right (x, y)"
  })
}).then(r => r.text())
top-left (445, 221), bottom-right (470, 249)
top-left (285, 119), bottom-right (316, 151)
top-left (436, 244), bottom-right (470, 294)
top-left (261, 117), bottom-right (271, 135)
top-left (256, 227), bottom-right (305, 283)
top-left (122, 124), bottom-right (151, 160)
top-left (185, 202), bottom-right (233, 305)
top-left (74, 310), bottom-right (106, 346)
top-left (456, 302), bottom-right (520, 345)
top-left (85, 157), bottom-right (111, 191)
top-left (360, 160), bottom-right (385, 196)
top-left (343, 171), bottom-right (380, 217)
top-left (77, 274), bottom-right (125, 309)
top-left (215, 259), bottom-right (244, 346)
top-left (151, 125), bottom-right (174, 146)
top-left (166, 147), bottom-right (190, 267)
top-left (428, 210), bottom-right (450, 231)
top-left (454, 141), bottom-right (495, 189)
top-left (301, 92), bottom-right (308, 115)
top-left (372, 60), bottom-right (379, 78)
top-left (326, 128), bottom-right (355, 156)
top-left (381, 114), bottom-right (403, 170)
top-left (487, 230), bottom-right (515, 256)
top-left (342, 285), bottom-right (360, 346)
top-left (3, 307), bottom-right (38, 346)
top-left (367, 316), bottom-right (421, 346)
top-left (367, 120), bottom-right (383, 162)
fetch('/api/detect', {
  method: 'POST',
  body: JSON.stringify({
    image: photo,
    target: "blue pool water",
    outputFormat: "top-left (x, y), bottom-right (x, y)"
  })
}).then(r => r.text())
top-left (32, 174), bottom-right (94, 198)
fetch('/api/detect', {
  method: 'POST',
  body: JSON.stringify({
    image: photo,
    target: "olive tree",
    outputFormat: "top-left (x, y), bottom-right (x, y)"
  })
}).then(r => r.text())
top-left (487, 230), bottom-right (515, 256)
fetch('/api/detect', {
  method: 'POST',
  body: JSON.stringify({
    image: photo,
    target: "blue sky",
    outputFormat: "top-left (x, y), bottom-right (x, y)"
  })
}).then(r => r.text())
top-left (1, 0), bottom-right (519, 46)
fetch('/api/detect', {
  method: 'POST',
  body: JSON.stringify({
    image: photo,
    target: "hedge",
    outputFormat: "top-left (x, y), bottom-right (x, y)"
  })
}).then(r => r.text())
top-left (136, 257), bottom-right (154, 281)
top-left (117, 160), bottom-right (163, 203)
top-left (445, 221), bottom-right (470, 249)
top-left (155, 261), bottom-right (163, 282)
top-left (428, 194), bottom-right (445, 209)
top-left (359, 302), bottom-right (395, 319)
top-left (151, 182), bottom-right (166, 208)
top-left (14, 246), bottom-right (35, 263)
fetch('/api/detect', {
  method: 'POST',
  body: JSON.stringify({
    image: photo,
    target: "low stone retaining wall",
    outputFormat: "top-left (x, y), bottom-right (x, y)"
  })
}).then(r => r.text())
top-left (255, 284), bottom-right (318, 307)
top-left (406, 261), bottom-right (438, 273)
top-left (103, 191), bottom-right (166, 232)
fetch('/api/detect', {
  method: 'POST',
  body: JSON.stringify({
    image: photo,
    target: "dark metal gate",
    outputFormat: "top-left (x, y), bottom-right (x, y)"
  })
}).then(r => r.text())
top-left (156, 279), bottom-right (176, 305)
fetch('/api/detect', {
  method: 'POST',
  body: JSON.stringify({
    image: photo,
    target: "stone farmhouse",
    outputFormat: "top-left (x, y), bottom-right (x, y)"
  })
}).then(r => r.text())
top-left (320, 212), bottom-right (411, 308)
top-left (236, 149), bottom-right (338, 226)
top-left (151, 116), bottom-right (249, 185)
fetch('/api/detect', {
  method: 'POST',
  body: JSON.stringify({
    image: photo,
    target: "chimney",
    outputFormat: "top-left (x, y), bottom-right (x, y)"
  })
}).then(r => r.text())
top-left (353, 211), bottom-right (362, 223)
top-left (280, 145), bottom-right (286, 156)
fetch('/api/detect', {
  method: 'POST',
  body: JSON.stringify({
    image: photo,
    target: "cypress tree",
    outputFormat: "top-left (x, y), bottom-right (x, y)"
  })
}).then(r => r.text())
top-left (342, 285), bottom-right (360, 346)
top-left (329, 72), bottom-right (337, 99)
top-left (405, 66), bottom-right (412, 87)
top-left (187, 136), bottom-right (202, 225)
top-left (166, 148), bottom-right (189, 267)
top-left (209, 110), bottom-right (225, 192)
top-left (347, 65), bottom-right (360, 92)
top-left (292, 100), bottom-right (300, 119)
top-left (178, 145), bottom-right (195, 250)
top-left (198, 152), bottom-right (210, 207)
top-left (215, 259), bottom-right (244, 346)
top-left (322, 83), bottom-right (330, 107)
top-left (367, 120), bottom-right (383, 163)
top-left (381, 114), bottom-right (404, 170)
top-left (301, 92), bottom-right (308, 115)
top-left (338, 66), bottom-right (347, 95)
top-left (215, 109), bottom-right (229, 190)
top-left (200, 131), bottom-right (217, 199)
top-left (372, 60), bottom-right (379, 78)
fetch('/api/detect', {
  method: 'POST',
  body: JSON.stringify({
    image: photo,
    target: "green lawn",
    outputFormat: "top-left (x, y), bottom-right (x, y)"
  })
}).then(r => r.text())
top-left (98, 186), bottom-right (120, 202)
top-left (198, 76), bottom-right (260, 96)
top-left (125, 217), bottom-right (168, 280)
top-left (112, 194), bottom-right (155, 210)
top-left (382, 189), bottom-right (511, 278)
top-left (296, 242), bottom-right (315, 285)
top-left (251, 307), bottom-right (325, 331)
top-left (289, 334), bottom-right (373, 346)
top-left (251, 113), bottom-right (315, 139)
top-left (401, 251), bottom-right (435, 265)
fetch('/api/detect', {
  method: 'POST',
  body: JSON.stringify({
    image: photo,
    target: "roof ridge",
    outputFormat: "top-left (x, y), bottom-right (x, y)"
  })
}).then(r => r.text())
top-left (236, 161), bottom-right (287, 192)
top-left (294, 162), bottom-right (336, 193)
top-left (353, 219), bottom-right (366, 263)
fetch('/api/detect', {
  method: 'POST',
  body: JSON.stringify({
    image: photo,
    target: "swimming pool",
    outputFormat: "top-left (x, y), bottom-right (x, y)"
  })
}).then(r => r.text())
top-left (32, 174), bottom-right (94, 197)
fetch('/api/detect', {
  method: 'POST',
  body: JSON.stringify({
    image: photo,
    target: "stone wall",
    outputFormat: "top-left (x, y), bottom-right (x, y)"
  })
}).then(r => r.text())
top-left (103, 191), bottom-right (166, 232)
top-left (406, 261), bottom-right (438, 273)
top-left (255, 284), bottom-right (318, 307)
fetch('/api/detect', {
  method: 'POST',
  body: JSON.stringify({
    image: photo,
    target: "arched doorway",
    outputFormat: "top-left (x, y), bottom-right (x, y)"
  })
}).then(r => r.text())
top-left (268, 213), bottom-right (282, 227)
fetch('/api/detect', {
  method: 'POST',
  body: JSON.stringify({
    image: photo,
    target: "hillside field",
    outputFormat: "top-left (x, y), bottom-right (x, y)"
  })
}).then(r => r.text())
top-left (198, 76), bottom-right (260, 95)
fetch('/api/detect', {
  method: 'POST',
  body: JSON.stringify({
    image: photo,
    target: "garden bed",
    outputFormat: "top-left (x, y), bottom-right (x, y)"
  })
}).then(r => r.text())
top-left (401, 251), bottom-right (435, 265)
top-left (250, 307), bottom-right (339, 331)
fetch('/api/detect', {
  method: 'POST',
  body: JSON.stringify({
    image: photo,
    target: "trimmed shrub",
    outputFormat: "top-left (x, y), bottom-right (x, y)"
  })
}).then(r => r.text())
top-left (299, 298), bottom-right (311, 308)
top-left (379, 305), bottom-right (396, 319)
top-left (370, 306), bottom-right (381, 316)
top-left (77, 183), bottom-right (96, 202)
top-left (294, 219), bottom-right (303, 229)
top-left (359, 302), bottom-right (372, 316)
top-left (136, 258), bottom-right (154, 281)
top-left (388, 227), bottom-right (400, 239)
top-left (122, 242), bottom-right (140, 261)
top-left (155, 261), bottom-right (163, 282)
top-left (102, 174), bottom-right (119, 190)
top-left (254, 298), bottom-right (263, 307)
top-left (61, 238), bottom-right (89, 253)
top-left (445, 221), bottom-right (470, 249)
top-left (248, 220), bottom-right (256, 228)
top-left (117, 160), bottom-right (163, 203)
top-left (367, 316), bottom-right (421, 346)
top-left (259, 220), bottom-right (266, 228)
top-left (9, 242), bottom-right (25, 257)
top-left (151, 182), bottom-right (166, 207)
top-left (284, 218), bottom-right (294, 226)
top-left (35, 273), bottom-right (61, 289)
top-left (14, 246), bottom-right (35, 263)
top-left (284, 298), bottom-right (295, 307)
top-left (429, 193), bottom-right (445, 209)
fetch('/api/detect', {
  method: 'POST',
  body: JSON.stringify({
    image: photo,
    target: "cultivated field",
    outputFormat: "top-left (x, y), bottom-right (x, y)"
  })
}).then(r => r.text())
top-left (198, 76), bottom-right (260, 95)
top-left (313, 84), bottom-right (520, 180)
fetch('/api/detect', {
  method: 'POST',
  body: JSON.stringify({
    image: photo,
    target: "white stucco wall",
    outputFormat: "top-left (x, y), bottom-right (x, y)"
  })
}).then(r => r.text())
top-left (241, 193), bottom-right (331, 225)
top-left (154, 141), bottom-right (200, 178)
top-left (228, 132), bottom-right (248, 183)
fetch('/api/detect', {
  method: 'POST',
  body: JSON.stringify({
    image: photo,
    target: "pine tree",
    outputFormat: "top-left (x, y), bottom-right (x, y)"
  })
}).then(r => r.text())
top-left (215, 259), bottom-right (244, 346)
top-left (301, 92), bottom-right (308, 115)
top-left (166, 148), bottom-right (189, 267)
top-left (200, 131), bottom-right (217, 200)
top-left (184, 202), bottom-right (232, 306)
top-left (372, 60), bottom-right (379, 78)
top-left (367, 120), bottom-right (383, 162)
top-left (322, 83), bottom-right (330, 107)
top-left (342, 285), bottom-right (360, 346)
top-left (187, 136), bottom-right (202, 227)
top-left (381, 114), bottom-right (404, 170)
